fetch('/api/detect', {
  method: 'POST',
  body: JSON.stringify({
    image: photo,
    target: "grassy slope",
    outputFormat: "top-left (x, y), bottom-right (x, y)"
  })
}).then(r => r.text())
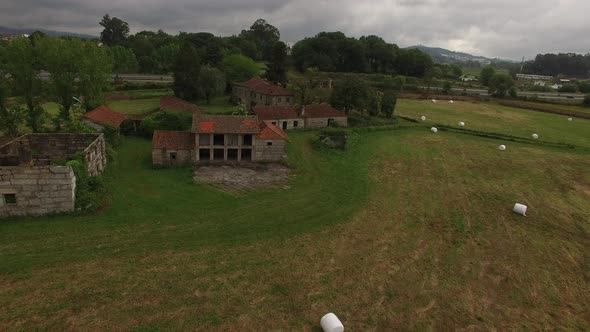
top-left (396, 99), bottom-right (590, 149)
top-left (1, 100), bottom-right (589, 330)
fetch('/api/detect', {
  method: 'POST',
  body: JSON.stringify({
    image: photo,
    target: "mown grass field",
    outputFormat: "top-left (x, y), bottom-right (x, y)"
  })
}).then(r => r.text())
top-left (1, 101), bottom-right (589, 330)
top-left (396, 99), bottom-right (590, 149)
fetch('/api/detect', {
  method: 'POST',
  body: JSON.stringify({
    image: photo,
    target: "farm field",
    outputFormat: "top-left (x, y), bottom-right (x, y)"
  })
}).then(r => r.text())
top-left (396, 99), bottom-right (590, 149)
top-left (1, 101), bottom-right (589, 330)
top-left (198, 96), bottom-right (235, 114)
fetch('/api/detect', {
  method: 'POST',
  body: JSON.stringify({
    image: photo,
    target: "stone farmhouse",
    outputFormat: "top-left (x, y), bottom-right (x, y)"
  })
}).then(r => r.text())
top-left (0, 133), bottom-right (106, 218)
top-left (152, 113), bottom-right (289, 167)
top-left (231, 77), bottom-right (294, 108)
top-left (253, 104), bottom-right (348, 130)
top-left (81, 105), bottom-right (127, 132)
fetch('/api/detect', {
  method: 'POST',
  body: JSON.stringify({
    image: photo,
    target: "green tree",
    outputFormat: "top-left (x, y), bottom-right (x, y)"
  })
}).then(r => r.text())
top-left (381, 92), bottom-right (397, 118)
top-left (384, 76), bottom-right (405, 92)
top-left (558, 84), bottom-right (578, 93)
top-left (222, 54), bottom-right (260, 85)
top-left (173, 44), bottom-right (201, 100)
top-left (78, 43), bottom-right (113, 110)
top-left (577, 81), bottom-right (590, 93)
top-left (480, 66), bottom-right (496, 86)
top-left (239, 19), bottom-right (281, 61)
top-left (291, 67), bottom-right (320, 105)
top-left (3, 37), bottom-right (44, 131)
top-left (266, 41), bottom-right (288, 85)
top-left (450, 64), bottom-right (463, 78)
top-left (442, 81), bottom-right (453, 94)
top-left (330, 76), bottom-right (369, 114)
top-left (367, 90), bottom-right (381, 116)
top-left (198, 65), bottom-right (226, 104)
top-left (99, 14), bottom-right (130, 46)
top-left (583, 94), bottom-right (590, 107)
top-left (152, 44), bottom-right (179, 74)
top-left (488, 73), bottom-right (515, 98)
top-left (509, 87), bottom-right (518, 98)
top-left (0, 104), bottom-right (25, 137)
top-left (110, 46), bottom-right (138, 74)
top-left (232, 102), bottom-right (248, 115)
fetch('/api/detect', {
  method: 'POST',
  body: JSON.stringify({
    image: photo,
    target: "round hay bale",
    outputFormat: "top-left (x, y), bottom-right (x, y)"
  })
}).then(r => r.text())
top-left (513, 203), bottom-right (528, 216)
top-left (532, 134), bottom-right (539, 139)
top-left (320, 313), bottom-right (344, 332)
top-left (499, 145), bottom-right (507, 151)
top-left (568, 117), bottom-right (573, 122)
top-left (432, 99), bottom-right (437, 103)
top-left (431, 127), bottom-right (438, 133)
top-left (458, 121), bottom-right (465, 127)
top-left (420, 116), bottom-right (427, 121)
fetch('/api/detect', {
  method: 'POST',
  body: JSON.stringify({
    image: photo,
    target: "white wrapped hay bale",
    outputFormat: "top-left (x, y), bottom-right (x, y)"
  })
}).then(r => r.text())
top-left (420, 116), bottom-right (427, 121)
top-left (513, 203), bottom-right (528, 216)
top-left (431, 127), bottom-right (438, 133)
top-left (568, 117), bottom-right (573, 122)
top-left (532, 134), bottom-right (539, 139)
top-left (432, 99), bottom-right (437, 103)
top-left (458, 121), bottom-right (465, 127)
top-left (498, 145), bottom-right (507, 151)
top-left (320, 313), bottom-right (344, 332)
top-left (449, 100), bottom-right (454, 104)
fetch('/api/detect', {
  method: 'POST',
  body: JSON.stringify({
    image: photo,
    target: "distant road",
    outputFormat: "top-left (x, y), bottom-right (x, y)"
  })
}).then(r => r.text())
top-left (37, 72), bottom-right (173, 83)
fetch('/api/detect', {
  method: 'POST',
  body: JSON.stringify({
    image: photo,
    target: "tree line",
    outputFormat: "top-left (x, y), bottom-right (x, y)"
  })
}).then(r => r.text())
top-left (523, 53), bottom-right (590, 77)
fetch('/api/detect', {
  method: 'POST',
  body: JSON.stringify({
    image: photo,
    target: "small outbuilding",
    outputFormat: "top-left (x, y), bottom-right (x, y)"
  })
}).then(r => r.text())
top-left (254, 104), bottom-right (347, 130)
top-left (152, 130), bottom-right (195, 167)
top-left (81, 105), bottom-right (127, 132)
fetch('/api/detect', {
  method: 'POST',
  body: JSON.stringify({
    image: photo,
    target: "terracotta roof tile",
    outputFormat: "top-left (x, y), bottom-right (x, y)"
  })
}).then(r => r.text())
top-left (192, 114), bottom-right (261, 134)
top-left (302, 104), bottom-right (346, 118)
top-left (254, 106), bottom-right (300, 120)
top-left (234, 77), bottom-right (293, 96)
top-left (160, 96), bottom-right (201, 113)
top-left (81, 105), bottom-right (127, 128)
top-left (257, 121), bottom-right (289, 141)
top-left (152, 131), bottom-right (194, 150)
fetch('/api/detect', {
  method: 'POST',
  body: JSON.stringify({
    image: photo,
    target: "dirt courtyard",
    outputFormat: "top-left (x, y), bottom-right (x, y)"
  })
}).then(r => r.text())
top-left (193, 163), bottom-right (291, 193)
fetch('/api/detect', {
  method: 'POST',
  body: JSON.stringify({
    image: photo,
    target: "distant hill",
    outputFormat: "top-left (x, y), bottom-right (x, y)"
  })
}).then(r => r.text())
top-left (405, 45), bottom-right (495, 65)
top-left (0, 26), bottom-right (97, 39)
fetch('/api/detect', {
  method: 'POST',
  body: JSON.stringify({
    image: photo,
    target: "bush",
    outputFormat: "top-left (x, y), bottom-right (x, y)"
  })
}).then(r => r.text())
top-left (577, 81), bottom-right (590, 93)
top-left (64, 154), bottom-right (107, 211)
top-left (558, 84), bottom-right (578, 93)
top-left (584, 94), bottom-right (590, 107)
top-left (140, 111), bottom-right (192, 137)
top-left (442, 81), bottom-right (452, 94)
top-left (509, 87), bottom-right (518, 98)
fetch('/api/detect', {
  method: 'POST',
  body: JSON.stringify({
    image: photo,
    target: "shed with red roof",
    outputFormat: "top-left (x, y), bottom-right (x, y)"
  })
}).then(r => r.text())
top-left (81, 106), bottom-right (127, 131)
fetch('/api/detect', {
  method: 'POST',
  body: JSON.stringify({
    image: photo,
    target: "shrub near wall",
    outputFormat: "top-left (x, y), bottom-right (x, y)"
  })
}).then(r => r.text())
top-left (64, 153), bottom-right (107, 211)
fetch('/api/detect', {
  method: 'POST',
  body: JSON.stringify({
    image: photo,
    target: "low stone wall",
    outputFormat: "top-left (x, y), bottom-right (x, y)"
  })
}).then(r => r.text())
top-left (83, 134), bottom-right (107, 176)
top-left (254, 139), bottom-right (286, 162)
top-left (0, 166), bottom-right (76, 218)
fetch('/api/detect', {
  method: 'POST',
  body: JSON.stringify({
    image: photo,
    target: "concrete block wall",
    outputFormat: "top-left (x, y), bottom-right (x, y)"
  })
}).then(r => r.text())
top-left (254, 139), bottom-right (286, 162)
top-left (0, 166), bottom-right (76, 218)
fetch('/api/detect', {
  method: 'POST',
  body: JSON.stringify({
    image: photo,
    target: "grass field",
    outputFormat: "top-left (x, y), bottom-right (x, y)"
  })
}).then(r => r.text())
top-left (396, 99), bottom-right (590, 149)
top-left (199, 96), bottom-right (236, 114)
top-left (1, 101), bottom-right (589, 330)
top-left (106, 98), bottom-right (161, 115)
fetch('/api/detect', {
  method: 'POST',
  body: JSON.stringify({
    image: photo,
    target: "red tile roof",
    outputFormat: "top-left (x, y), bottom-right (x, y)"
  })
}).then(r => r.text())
top-left (152, 131), bottom-right (194, 150)
top-left (192, 114), bottom-right (261, 134)
top-left (254, 106), bottom-right (301, 120)
top-left (81, 105), bottom-right (127, 128)
top-left (257, 121), bottom-right (289, 141)
top-left (234, 77), bottom-right (293, 96)
top-left (254, 104), bottom-right (346, 120)
top-left (160, 96), bottom-right (201, 113)
top-left (301, 104), bottom-right (346, 118)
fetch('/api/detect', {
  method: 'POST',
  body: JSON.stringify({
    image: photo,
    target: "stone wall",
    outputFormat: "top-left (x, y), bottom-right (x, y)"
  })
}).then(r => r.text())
top-left (0, 133), bottom-right (106, 176)
top-left (254, 139), bottom-right (286, 162)
top-left (305, 117), bottom-right (348, 129)
top-left (268, 118), bottom-right (304, 130)
top-left (0, 166), bottom-right (76, 218)
top-left (152, 149), bottom-right (193, 167)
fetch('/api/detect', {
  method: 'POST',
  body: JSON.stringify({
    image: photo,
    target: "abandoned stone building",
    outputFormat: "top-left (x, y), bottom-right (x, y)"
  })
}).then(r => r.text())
top-left (152, 114), bottom-right (289, 167)
top-left (254, 104), bottom-right (348, 130)
top-left (0, 133), bottom-right (106, 218)
top-left (231, 77), bottom-right (294, 108)
top-left (81, 105), bottom-right (127, 132)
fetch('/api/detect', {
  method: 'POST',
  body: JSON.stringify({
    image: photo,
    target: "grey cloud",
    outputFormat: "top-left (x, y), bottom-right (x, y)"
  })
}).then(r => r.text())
top-left (1, 0), bottom-right (588, 59)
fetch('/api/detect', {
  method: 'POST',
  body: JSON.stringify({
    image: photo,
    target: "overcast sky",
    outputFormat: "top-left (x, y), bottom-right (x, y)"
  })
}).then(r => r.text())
top-left (1, 0), bottom-right (589, 60)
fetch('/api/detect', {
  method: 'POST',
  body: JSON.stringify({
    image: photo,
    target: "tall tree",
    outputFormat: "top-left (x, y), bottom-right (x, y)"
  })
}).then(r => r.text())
top-left (330, 76), bottom-right (369, 114)
top-left (239, 19), bottom-right (280, 61)
top-left (0, 104), bottom-right (25, 137)
top-left (99, 14), bottom-right (130, 46)
top-left (173, 44), bottom-right (201, 100)
top-left (110, 46), bottom-right (138, 74)
top-left (78, 43), bottom-right (113, 110)
top-left (198, 65), bottom-right (225, 104)
top-left (3, 37), bottom-right (44, 131)
top-left (266, 41), bottom-right (288, 85)
top-left (480, 66), bottom-right (496, 86)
